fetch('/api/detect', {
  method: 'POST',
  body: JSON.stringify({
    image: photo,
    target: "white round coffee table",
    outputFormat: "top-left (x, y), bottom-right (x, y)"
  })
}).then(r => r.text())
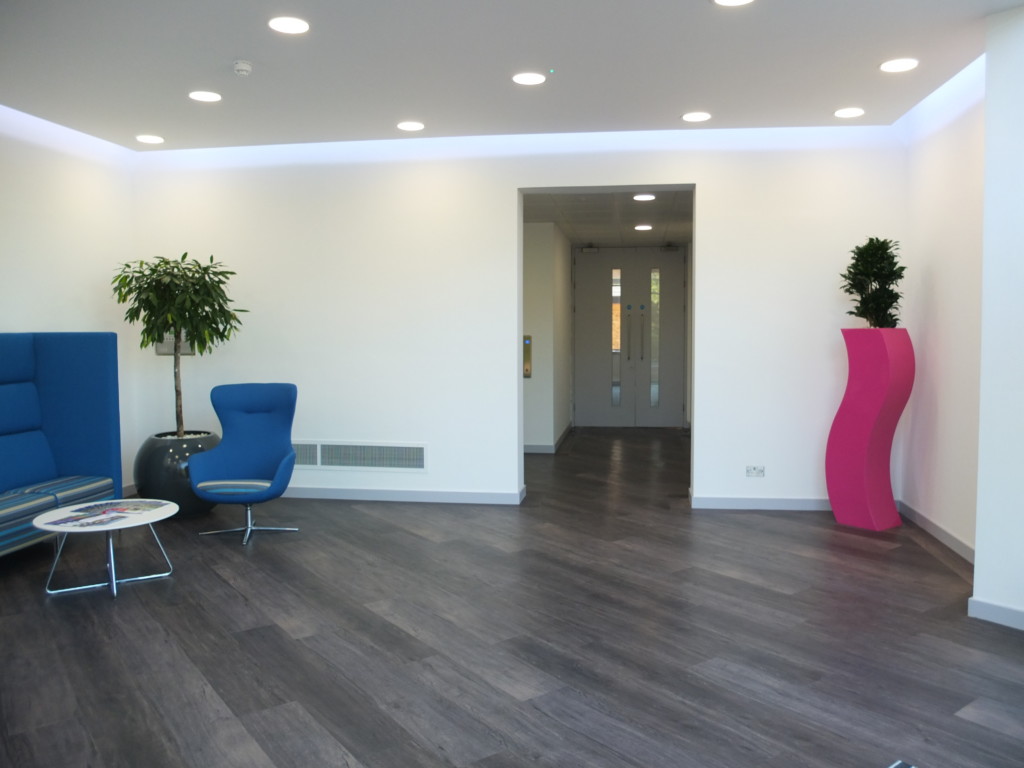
top-left (33, 498), bottom-right (179, 598)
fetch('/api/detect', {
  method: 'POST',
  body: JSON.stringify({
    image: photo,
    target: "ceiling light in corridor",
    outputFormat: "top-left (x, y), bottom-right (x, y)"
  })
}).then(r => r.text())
top-left (513, 72), bottom-right (546, 85)
top-left (189, 91), bottom-right (222, 103)
top-left (682, 111), bottom-right (711, 123)
top-left (834, 107), bottom-right (865, 119)
top-left (880, 58), bottom-right (919, 73)
top-left (269, 17), bottom-right (310, 34)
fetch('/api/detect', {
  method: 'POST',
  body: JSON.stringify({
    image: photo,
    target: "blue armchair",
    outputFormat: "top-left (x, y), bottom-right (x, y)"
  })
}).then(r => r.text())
top-left (188, 383), bottom-right (298, 545)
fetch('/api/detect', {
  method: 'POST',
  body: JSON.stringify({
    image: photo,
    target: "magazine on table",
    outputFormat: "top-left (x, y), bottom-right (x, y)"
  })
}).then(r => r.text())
top-left (49, 500), bottom-right (166, 527)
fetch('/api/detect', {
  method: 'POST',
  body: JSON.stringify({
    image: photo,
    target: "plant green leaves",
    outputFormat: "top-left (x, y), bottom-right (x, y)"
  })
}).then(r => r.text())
top-left (111, 252), bottom-right (246, 355)
top-left (839, 237), bottom-right (905, 328)
top-left (112, 252), bottom-right (246, 436)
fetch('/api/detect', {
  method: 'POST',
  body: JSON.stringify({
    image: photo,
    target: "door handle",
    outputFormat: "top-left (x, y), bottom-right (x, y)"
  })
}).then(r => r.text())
top-left (626, 313), bottom-right (631, 361)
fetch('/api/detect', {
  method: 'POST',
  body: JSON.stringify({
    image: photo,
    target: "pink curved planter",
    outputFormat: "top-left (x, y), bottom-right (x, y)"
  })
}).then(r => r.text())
top-left (826, 328), bottom-right (915, 531)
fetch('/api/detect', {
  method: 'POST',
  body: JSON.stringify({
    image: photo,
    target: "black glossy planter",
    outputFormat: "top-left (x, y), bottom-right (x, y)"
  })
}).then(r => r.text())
top-left (133, 431), bottom-right (221, 516)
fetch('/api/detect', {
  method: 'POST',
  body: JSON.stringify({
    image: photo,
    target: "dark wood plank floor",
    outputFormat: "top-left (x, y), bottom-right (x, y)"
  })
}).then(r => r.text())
top-left (2, 428), bottom-right (1023, 768)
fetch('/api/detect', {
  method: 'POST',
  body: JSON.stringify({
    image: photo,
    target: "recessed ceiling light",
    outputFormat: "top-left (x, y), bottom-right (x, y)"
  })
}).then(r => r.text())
top-left (135, 134), bottom-right (164, 144)
top-left (513, 72), bottom-right (546, 85)
top-left (880, 58), bottom-right (919, 73)
top-left (835, 107), bottom-right (865, 119)
top-left (682, 111), bottom-right (711, 123)
top-left (189, 91), bottom-right (222, 103)
top-left (633, 194), bottom-right (656, 201)
top-left (269, 16), bottom-right (309, 34)
top-left (713, 0), bottom-right (756, 6)
top-left (397, 121), bottom-right (425, 132)
top-left (635, 224), bottom-right (653, 231)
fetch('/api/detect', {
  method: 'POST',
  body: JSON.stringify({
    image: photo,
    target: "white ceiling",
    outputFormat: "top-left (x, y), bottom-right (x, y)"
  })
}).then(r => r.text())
top-left (2, 0), bottom-right (1018, 246)
top-left (522, 186), bottom-right (695, 249)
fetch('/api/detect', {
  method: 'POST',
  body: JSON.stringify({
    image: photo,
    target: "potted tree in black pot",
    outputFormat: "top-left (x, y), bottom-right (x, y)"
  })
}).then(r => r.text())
top-left (113, 253), bottom-right (246, 514)
top-left (825, 237), bottom-right (915, 531)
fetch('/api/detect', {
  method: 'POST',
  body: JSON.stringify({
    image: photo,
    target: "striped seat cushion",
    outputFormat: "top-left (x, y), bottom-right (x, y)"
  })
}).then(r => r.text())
top-left (12, 475), bottom-right (115, 506)
top-left (0, 491), bottom-right (56, 524)
top-left (0, 492), bottom-right (58, 553)
top-left (195, 479), bottom-right (273, 495)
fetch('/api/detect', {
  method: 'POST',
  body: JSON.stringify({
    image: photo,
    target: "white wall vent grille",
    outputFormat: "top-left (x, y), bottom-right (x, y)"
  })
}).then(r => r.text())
top-left (293, 442), bottom-right (425, 471)
top-left (294, 443), bottom-right (319, 466)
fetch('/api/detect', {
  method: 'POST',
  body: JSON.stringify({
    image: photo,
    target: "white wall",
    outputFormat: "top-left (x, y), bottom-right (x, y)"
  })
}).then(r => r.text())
top-left (0, 110), bottom-right (141, 488)
top-left (553, 237), bottom-right (572, 442)
top-left (971, 7), bottom-right (1024, 631)
top-left (897, 61), bottom-right (985, 560)
top-left (0, 116), bottom-right (916, 510)
top-left (4, 69), bottom-right (1019, 626)
top-left (0, 112), bottom-right (132, 331)
top-left (689, 142), bottom-right (909, 508)
top-left (129, 156), bottom-right (526, 503)
top-left (0, 88), bottom-right (1000, 590)
top-left (523, 222), bottom-right (572, 452)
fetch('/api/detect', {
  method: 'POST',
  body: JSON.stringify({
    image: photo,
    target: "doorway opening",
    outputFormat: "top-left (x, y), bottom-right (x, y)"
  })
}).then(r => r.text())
top-left (521, 184), bottom-right (694, 448)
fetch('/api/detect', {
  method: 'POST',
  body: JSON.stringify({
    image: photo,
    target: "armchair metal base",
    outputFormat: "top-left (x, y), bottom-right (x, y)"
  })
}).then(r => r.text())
top-left (199, 503), bottom-right (298, 545)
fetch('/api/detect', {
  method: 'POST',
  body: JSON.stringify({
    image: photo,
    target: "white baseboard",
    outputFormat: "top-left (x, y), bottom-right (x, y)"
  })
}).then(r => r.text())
top-left (968, 597), bottom-right (1024, 632)
top-left (524, 425), bottom-right (572, 455)
top-left (285, 486), bottom-right (525, 505)
top-left (898, 501), bottom-right (975, 563)
top-left (689, 497), bottom-right (976, 561)
top-left (125, 482), bottom-right (524, 505)
top-left (689, 496), bottom-right (831, 511)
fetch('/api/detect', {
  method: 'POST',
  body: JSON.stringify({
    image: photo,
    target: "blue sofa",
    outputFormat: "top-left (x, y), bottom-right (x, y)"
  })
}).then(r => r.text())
top-left (0, 333), bottom-right (122, 556)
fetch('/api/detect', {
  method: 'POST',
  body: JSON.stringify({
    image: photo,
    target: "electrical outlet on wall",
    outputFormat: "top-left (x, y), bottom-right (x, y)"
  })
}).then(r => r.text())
top-left (745, 465), bottom-right (765, 478)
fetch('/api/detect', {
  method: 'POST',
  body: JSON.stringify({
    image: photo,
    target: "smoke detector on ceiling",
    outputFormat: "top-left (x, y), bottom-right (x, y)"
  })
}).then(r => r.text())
top-left (233, 60), bottom-right (253, 76)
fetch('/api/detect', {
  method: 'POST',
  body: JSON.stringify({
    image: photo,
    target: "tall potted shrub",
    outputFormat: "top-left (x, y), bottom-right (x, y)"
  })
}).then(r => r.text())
top-left (113, 253), bottom-right (246, 513)
top-left (839, 236), bottom-right (906, 328)
top-left (826, 237), bottom-right (914, 531)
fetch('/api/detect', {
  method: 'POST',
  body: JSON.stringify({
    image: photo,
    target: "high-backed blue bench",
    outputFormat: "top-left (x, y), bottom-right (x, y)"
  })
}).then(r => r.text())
top-left (0, 332), bottom-right (122, 556)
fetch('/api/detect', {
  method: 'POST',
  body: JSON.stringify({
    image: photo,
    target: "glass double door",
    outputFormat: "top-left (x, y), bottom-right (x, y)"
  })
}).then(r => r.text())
top-left (574, 248), bottom-right (686, 427)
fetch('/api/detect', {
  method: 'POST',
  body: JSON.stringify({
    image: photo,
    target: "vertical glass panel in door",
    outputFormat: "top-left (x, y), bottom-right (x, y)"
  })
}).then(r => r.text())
top-left (611, 268), bottom-right (621, 406)
top-left (650, 268), bottom-right (660, 407)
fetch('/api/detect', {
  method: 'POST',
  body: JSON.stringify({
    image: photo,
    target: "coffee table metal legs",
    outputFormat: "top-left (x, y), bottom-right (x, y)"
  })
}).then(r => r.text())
top-left (44, 524), bottom-right (174, 598)
top-left (107, 531), bottom-right (117, 597)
